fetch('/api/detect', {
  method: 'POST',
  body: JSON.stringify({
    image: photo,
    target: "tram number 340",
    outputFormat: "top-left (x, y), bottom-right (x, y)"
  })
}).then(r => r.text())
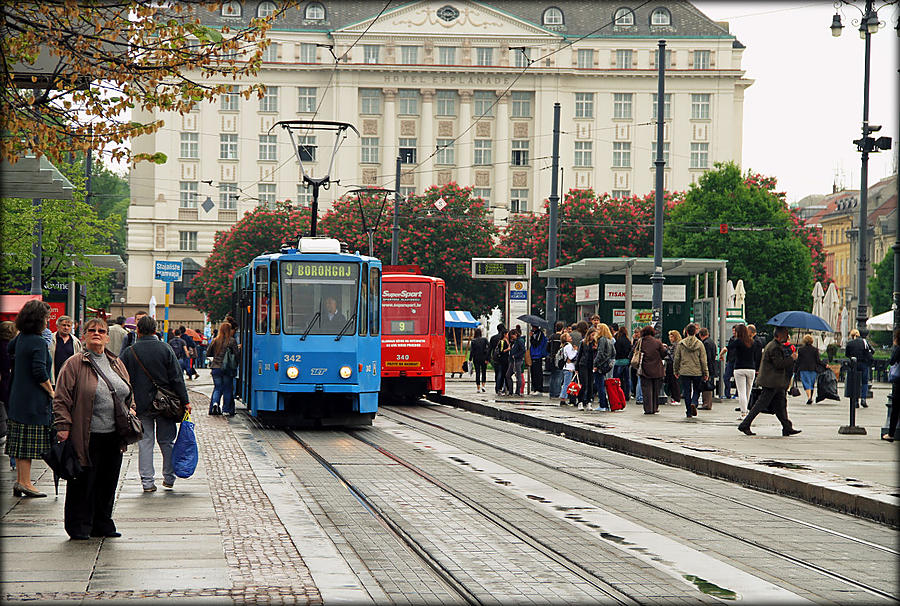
top-left (396, 355), bottom-right (410, 360)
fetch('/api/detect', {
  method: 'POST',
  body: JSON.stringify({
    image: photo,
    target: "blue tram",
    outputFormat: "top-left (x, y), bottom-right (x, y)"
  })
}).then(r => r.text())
top-left (232, 237), bottom-right (382, 426)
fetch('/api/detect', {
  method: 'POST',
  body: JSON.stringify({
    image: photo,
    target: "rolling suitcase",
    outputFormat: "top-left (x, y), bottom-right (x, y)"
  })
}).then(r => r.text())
top-left (605, 377), bottom-right (626, 411)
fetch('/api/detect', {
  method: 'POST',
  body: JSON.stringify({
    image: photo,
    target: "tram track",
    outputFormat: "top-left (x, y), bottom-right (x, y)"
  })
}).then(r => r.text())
top-left (381, 404), bottom-right (899, 602)
top-left (285, 427), bottom-right (638, 606)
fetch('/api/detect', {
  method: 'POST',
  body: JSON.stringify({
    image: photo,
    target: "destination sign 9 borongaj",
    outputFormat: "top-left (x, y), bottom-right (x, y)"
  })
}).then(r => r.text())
top-left (471, 259), bottom-right (529, 280)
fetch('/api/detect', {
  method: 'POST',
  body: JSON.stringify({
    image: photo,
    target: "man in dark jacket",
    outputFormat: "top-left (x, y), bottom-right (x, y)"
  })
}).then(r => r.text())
top-left (120, 316), bottom-right (191, 492)
top-left (738, 326), bottom-right (801, 437)
top-left (698, 328), bottom-right (718, 410)
top-left (489, 324), bottom-right (506, 395)
top-left (528, 325), bottom-right (547, 393)
top-left (844, 329), bottom-right (874, 407)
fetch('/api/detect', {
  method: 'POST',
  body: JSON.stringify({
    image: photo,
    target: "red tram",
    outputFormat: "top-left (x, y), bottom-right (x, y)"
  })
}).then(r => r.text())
top-left (380, 267), bottom-right (445, 402)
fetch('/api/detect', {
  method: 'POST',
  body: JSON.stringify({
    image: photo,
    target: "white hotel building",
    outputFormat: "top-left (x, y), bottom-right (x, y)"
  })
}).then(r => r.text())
top-left (126, 0), bottom-right (751, 317)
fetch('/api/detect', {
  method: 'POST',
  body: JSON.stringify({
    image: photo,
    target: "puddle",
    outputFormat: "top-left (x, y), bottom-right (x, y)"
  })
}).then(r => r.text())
top-left (684, 575), bottom-right (738, 600)
top-left (758, 460), bottom-right (811, 470)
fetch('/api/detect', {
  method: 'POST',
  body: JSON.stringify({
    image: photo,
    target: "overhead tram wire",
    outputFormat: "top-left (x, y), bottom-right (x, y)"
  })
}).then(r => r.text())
top-left (377, 0), bottom-right (656, 190)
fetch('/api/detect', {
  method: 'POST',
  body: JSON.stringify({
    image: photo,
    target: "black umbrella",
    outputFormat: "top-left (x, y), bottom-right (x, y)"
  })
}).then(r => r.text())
top-left (41, 438), bottom-right (82, 495)
top-left (517, 314), bottom-right (549, 330)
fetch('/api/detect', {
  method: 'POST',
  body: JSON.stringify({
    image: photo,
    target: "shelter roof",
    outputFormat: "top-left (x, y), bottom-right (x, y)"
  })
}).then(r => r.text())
top-left (0, 154), bottom-right (74, 200)
top-left (538, 257), bottom-right (726, 279)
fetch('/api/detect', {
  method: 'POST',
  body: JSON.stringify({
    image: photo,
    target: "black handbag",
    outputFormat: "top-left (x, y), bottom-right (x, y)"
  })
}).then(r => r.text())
top-left (788, 376), bottom-right (801, 398)
top-left (133, 348), bottom-right (185, 420)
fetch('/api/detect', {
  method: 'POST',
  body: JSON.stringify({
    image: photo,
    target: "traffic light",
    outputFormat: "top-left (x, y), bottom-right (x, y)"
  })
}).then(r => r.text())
top-left (720, 223), bottom-right (728, 234)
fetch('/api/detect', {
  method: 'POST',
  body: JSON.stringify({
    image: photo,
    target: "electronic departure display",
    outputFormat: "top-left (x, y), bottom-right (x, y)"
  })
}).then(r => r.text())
top-left (389, 320), bottom-right (416, 334)
top-left (281, 262), bottom-right (356, 282)
top-left (471, 259), bottom-right (529, 280)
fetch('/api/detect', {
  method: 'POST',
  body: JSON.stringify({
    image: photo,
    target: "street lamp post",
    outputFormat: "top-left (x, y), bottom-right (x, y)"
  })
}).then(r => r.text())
top-left (831, 0), bottom-right (896, 336)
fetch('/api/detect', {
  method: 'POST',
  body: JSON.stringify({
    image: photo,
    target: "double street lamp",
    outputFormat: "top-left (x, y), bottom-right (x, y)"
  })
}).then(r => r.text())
top-left (829, 0), bottom-right (896, 336)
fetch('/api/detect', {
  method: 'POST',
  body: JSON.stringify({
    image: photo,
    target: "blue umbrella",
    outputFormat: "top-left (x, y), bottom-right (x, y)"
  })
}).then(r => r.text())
top-left (766, 311), bottom-right (832, 332)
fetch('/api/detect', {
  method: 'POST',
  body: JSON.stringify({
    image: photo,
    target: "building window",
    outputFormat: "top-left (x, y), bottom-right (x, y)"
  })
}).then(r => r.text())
top-left (180, 132), bottom-right (199, 159)
top-left (651, 93), bottom-right (672, 120)
top-left (654, 48), bottom-right (672, 68)
top-left (651, 141), bottom-right (670, 164)
top-left (398, 186), bottom-right (416, 198)
top-left (361, 137), bottom-right (379, 164)
top-left (436, 90), bottom-right (457, 116)
top-left (690, 142), bottom-right (709, 168)
top-left (574, 93), bottom-right (594, 119)
top-left (398, 89), bottom-right (419, 115)
top-left (298, 135), bottom-right (316, 162)
top-left (574, 141), bottom-right (592, 167)
top-left (691, 93), bottom-right (711, 119)
top-left (257, 1), bottom-right (276, 17)
top-left (473, 188), bottom-right (490, 203)
top-left (475, 47), bottom-right (494, 66)
top-left (435, 139), bottom-right (455, 165)
top-left (362, 44), bottom-right (380, 64)
top-left (300, 43), bottom-right (316, 63)
top-left (615, 49), bottom-right (632, 69)
top-left (693, 50), bottom-right (711, 70)
top-left (474, 140), bottom-right (492, 165)
top-left (612, 141), bottom-right (631, 167)
top-left (221, 1), bottom-right (241, 17)
top-left (258, 183), bottom-right (276, 207)
top-left (473, 91), bottom-right (495, 117)
top-left (612, 190), bottom-right (631, 198)
top-left (305, 2), bottom-right (325, 20)
top-left (296, 184), bottom-right (312, 207)
top-left (614, 8), bottom-right (634, 25)
top-left (650, 7), bottom-right (671, 26)
top-left (437, 46), bottom-right (456, 64)
top-left (400, 45), bottom-right (419, 64)
top-left (260, 86), bottom-right (278, 112)
top-left (511, 140), bottom-right (529, 166)
top-left (613, 93), bottom-right (633, 119)
top-left (179, 182), bottom-right (198, 208)
top-left (220, 183), bottom-right (238, 209)
top-left (219, 133), bottom-right (238, 160)
top-left (399, 138), bottom-right (416, 164)
top-left (261, 42), bottom-right (279, 62)
top-left (512, 47), bottom-right (530, 68)
top-left (510, 190), bottom-right (528, 213)
top-left (179, 231), bottom-right (198, 252)
top-left (543, 7), bottom-right (564, 25)
top-left (360, 88), bottom-right (382, 114)
top-left (258, 134), bottom-right (278, 161)
top-left (220, 85), bottom-right (240, 111)
top-left (511, 91), bottom-right (532, 118)
top-left (297, 87), bottom-right (316, 113)
top-left (577, 49), bottom-right (594, 69)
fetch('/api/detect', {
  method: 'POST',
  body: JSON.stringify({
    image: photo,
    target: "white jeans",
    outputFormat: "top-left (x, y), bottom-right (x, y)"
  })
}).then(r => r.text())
top-left (733, 369), bottom-right (756, 414)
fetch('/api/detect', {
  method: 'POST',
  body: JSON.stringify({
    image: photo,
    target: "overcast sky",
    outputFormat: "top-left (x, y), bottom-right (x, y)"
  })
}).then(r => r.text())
top-left (694, 1), bottom-right (899, 203)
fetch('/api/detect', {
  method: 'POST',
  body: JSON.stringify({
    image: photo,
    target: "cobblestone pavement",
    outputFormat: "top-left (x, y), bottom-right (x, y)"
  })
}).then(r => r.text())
top-left (376, 404), bottom-right (899, 603)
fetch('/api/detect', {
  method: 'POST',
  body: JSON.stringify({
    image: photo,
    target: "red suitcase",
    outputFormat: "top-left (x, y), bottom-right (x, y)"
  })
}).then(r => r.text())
top-left (605, 377), bottom-right (626, 411)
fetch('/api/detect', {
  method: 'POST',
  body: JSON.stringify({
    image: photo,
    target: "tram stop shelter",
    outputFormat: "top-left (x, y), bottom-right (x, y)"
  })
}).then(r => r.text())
top-left (539, 257), bottom-right (730, 393)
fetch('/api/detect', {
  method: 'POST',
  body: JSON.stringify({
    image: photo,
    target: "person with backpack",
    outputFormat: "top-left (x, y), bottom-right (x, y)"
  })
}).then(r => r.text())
top-left (673, 323), bottom-right (708, 418)
top-left (592, 324), bottom-right (616, 411)
top-left (844, 328), bottom-right (874, 408)
top-left (528, 325), bottom-right (548, 393)
top-left (469, 328), bottom-right (490, 393)
top-left (207, 322), bottom-right (240, 416)
top-left (168, 330), bottom-right (191, 380)
top-left (506, 327), bottom-right (525, 396)
top-left (488, 324), bottom-right (506, 395)
top-left (547, 321), bottom-right (565, 399)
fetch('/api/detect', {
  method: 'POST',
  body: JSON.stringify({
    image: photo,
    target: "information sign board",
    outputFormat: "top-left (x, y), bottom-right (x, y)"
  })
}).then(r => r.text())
top-left (154, 260), bottom-right (183, 282)
top-left (471, 258), bottom-right (530, 280)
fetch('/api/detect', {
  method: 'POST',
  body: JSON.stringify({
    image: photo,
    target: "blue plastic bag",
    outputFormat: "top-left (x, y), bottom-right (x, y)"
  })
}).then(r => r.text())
top-left (172, 413), bottom-right (198, 478)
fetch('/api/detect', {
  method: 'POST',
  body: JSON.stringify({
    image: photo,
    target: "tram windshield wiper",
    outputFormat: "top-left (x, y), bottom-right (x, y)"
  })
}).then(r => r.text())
top-left (300, 312), bottom-right (320, 341)
top-left (334, 314), bottom-right (357, 341)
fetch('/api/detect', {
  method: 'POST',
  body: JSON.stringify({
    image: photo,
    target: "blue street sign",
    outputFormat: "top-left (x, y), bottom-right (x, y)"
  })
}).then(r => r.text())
top-left (154, 260), bottom-right (183, 282)
top-left (509, 290), bottom-right (527, 300)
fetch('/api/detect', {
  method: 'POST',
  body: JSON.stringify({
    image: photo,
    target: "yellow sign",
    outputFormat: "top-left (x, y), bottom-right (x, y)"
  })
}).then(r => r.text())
top-left (385, 361), bottom-right (421, 368)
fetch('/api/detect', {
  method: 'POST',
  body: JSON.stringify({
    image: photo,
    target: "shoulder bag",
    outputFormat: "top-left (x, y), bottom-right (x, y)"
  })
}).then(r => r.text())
top-left (86, 355), bottom-right (143, 444)
top-left (630, 338), bottom-right (643, 371)
top-left (222, 343), bottom-right (238, 375)
top-left (133, 346), bottom-right (185, 420)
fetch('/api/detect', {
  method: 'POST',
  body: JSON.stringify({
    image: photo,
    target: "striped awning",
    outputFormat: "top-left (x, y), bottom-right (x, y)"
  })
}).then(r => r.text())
top-left (445, 310), bottom-right (480, 328)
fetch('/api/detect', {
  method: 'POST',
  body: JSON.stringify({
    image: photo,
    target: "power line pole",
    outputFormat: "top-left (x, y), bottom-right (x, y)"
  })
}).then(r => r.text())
top-left (546, 103), bottom-right (560, 329)
top-left (651, 39), bottom-right (667, 332)
top-left (391, 155), bottom-right (401, 265)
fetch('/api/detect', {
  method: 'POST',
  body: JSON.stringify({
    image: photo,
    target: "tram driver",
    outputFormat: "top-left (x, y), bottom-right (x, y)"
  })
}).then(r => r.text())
top-left (321, 295), bottom-right (346, 332)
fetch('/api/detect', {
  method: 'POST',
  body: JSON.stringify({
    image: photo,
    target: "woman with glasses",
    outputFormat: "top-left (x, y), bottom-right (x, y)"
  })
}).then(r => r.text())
top-left (5, 300), bottom-right (54, 498)
top-left (54, 318), bottom-right (135, 540)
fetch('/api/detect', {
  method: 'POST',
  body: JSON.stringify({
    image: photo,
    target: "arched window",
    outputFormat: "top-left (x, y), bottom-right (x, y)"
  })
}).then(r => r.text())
top-left (614, 7), bottom-right (635, 26)
top-left (257, 1), bottom-right (276, 17)
top-left (650, 7), bottom-right (671, 26)
top-left (221, 1), bottom-right (242, 17)
top-left (542, 7), bottom-right (564, 25)
top-left (305, 2), bottom-right (325, 20)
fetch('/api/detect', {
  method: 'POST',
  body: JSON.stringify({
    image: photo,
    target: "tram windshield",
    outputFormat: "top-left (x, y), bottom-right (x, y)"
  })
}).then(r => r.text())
top-left (280, 262), bottom-right (359, 335)
top-left (382, 281), bottom-right (430, 335)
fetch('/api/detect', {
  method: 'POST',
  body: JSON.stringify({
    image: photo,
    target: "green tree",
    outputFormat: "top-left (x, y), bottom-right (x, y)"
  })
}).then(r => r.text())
top-left (664, 162), bottom-right (813, 327)
top-left (868, 248), bottom-right (895, 315)
top-left (88, 164), bottom-right (130, 258)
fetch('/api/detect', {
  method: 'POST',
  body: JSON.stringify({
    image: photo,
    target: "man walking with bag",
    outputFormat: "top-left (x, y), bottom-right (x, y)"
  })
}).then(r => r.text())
top-left (120, 316), bottom-right (191, 492)
top-left (738, 325), bottom-right (801, 437)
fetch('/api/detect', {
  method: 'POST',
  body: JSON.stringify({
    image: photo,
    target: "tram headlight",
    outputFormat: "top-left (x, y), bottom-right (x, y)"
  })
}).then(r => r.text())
top-left (286, 366), bottom-right (300, 379)
top-left (339, 365), bottom-right (352, 379)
